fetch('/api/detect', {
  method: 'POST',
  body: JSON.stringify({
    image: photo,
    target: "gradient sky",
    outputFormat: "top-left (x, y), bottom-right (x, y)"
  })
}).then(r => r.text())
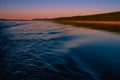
top-left (0, 0), bottom-right (120, 19)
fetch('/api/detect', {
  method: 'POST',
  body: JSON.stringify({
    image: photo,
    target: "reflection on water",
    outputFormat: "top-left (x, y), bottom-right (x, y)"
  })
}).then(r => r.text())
top-left (0, 21), bottom-right (120, 80)
top-left (57, 22), bottom-right (120, 34)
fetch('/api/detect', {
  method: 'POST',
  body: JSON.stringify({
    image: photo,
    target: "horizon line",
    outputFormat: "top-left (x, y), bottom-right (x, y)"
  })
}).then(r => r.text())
top-left (0, 10), bottom-right (119, 20)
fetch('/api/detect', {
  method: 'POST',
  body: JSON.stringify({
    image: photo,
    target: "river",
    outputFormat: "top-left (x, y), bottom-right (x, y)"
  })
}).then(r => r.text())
top-left (0, 21), bottom-right (120, 80)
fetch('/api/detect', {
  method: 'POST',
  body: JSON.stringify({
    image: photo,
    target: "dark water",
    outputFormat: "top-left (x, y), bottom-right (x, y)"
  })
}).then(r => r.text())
top-left (0, 21), bottom-right (120, 80)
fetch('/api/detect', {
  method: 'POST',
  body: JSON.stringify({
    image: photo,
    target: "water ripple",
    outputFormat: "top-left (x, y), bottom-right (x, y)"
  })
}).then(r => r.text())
top-left (1, 21), bottom-right (120, 80)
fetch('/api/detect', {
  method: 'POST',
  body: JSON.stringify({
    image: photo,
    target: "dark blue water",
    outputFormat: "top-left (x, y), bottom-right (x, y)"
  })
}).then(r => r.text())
top-left (0, 21), bottom-right (120, 80)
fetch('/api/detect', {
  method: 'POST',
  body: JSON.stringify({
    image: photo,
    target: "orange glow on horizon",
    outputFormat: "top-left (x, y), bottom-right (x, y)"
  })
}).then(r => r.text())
top-left (0, 8), bottom-right (116, 20)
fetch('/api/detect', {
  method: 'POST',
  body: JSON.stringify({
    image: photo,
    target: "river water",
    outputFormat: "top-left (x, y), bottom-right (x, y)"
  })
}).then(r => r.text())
top-left (0, 21), bottom-right (120, 80)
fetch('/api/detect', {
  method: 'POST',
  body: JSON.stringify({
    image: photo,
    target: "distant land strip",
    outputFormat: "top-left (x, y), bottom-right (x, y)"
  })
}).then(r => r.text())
top-left (52, 11), bottom-right (120, 25)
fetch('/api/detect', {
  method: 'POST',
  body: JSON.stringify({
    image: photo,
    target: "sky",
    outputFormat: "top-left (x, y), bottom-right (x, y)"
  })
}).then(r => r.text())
top-left (0, 0), bottom-right (120, 19)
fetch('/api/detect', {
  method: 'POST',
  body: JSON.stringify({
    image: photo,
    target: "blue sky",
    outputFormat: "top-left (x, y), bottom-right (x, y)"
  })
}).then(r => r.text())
top-left (0, 0), bottom-right (120, 19)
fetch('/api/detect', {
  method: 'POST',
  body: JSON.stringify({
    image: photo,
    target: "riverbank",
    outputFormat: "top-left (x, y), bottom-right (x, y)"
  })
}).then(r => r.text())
top-left (55, 21), bottom-right (120, 25)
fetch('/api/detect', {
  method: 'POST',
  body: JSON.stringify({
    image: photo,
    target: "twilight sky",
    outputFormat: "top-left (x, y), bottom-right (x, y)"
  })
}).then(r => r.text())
top-left (0, 0), bottom-right (120, 19)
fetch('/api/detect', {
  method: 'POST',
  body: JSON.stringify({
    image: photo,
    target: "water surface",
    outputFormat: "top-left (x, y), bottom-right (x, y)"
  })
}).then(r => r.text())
top-left (0, 21), bottom-right (120, 80)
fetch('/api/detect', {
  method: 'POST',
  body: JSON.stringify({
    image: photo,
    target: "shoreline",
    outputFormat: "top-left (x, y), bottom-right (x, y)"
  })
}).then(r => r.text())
top-left (53, 20), bottom-right (120, 33)
top-left (56, 21), bottom-right (120, 25)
